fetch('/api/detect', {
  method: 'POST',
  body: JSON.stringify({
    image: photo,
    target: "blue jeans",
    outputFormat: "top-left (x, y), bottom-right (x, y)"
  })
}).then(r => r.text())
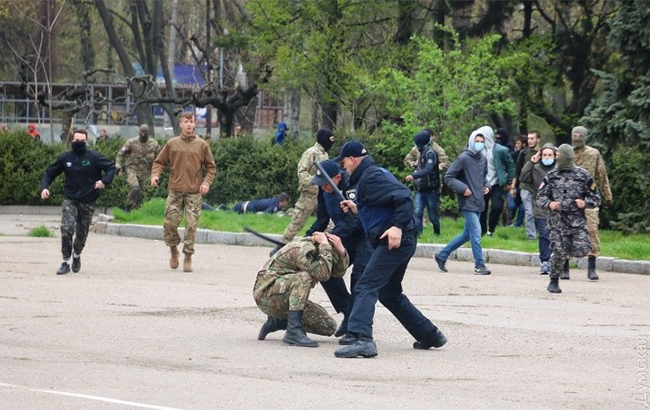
top-left (438, 210), bottom-right (484, 267)
top-left (507, 193), bottom-right (525, 227)
top-left (535, 218), bottom-right (550, 263)
top-left (414, 190), bottom-right (440, 234)
top-left (347, 232), bottom-right (436, 341)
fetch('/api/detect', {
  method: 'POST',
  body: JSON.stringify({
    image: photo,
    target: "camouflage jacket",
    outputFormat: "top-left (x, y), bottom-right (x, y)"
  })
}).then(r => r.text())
top-left (254, 238), bottom-right (349, 294)
top-left (297, 143), bottom-right (328, 194)
top-left (403, 142), bottom-right (450, 172)
top-left (537, 166), bottom-right (601, 230)
top-left (574, 145), bottom-right (612, 204)
top-left (115, 138), bottom-right (161, 174)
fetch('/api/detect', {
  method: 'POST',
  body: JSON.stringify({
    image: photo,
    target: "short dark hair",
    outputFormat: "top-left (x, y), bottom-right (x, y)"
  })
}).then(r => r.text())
top-left (278, 192), bottom-right (290, 202)
top-left (529, 131), bottom-right (541, 140)
top-left (72, 129), bottom-right (88, 140)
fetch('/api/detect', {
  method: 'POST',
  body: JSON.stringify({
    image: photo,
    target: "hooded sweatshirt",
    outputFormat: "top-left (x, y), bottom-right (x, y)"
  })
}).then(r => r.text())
top-left (444, 127), bottom-right (490, 213)
top-left (479, 127), bottom-right (497, 186)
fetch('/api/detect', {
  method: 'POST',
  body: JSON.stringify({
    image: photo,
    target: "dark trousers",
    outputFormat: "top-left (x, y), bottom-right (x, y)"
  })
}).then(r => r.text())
top-left (347, 232), bottom-right (436, 341)
top-left (481, 184), bottom-right (506, 234)
top-left (61, 198), bottom-right (96, 259)
top-left (535, 218), bottom-right (551, 263)
top-left (320, 234), bottom-right (366, 315)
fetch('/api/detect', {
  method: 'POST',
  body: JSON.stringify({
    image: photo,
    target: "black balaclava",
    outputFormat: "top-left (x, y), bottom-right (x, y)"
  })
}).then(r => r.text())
top-left (414, 131), bottom-right (430, 150)
top-left (496, 128), bottom-right (509, 146)
top-left (316, 128), bottom-right (334, 152)
top-left (72, 140), bottom-right (87, 154)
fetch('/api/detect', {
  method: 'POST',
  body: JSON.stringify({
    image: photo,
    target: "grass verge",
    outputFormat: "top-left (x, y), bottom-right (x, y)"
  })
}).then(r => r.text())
top-left (113, 199), bottom-right (650, 261)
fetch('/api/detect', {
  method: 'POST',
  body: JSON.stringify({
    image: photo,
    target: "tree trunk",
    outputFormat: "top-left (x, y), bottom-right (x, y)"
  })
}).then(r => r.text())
top-left (283, 87), bottom-right (301, 138)
top-left (321, 100), bottom-right (337, 131)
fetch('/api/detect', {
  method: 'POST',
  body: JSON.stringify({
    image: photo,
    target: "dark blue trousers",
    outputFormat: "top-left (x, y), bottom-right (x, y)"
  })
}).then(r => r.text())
top-left (347, 232), bottom-right (436, 341)
top-left (319, 235), bottom-right (365, 314)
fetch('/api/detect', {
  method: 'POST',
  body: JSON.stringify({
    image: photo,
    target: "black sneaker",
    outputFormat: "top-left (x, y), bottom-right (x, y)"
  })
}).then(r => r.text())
top-left (474, 265), bottom-right (491, 275)
top-left (338, 333), bottom-right (356, 346)
top-left (434, 253), bottom-right (448, 272)
top-left (413, 328), bottom-right (447, 350)
top-left (56, 262), bottom-right (70, 275)
top-left (71, 255), bottom-right (81, 273)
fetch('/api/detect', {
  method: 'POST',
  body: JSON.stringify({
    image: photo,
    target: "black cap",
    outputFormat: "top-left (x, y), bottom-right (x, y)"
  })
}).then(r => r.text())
top-left (332, 140), bottom-right (367, 162)
top-left (311, 160), bottom-right (341, 185)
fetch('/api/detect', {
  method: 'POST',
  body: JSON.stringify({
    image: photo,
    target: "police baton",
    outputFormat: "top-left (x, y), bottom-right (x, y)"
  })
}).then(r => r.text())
top-left (243, 226), bottom-right (285, 247)
top-left (313, 161), bottom-right (346, 202)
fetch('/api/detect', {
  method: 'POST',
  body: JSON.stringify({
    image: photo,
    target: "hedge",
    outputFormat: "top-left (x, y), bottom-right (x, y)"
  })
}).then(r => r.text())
top-left (1, 129), bottom-right (645, 233)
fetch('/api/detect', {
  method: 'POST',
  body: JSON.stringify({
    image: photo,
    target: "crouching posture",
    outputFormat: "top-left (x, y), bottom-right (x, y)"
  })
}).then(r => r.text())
top-left (253, 232), bottom-right (349, 347)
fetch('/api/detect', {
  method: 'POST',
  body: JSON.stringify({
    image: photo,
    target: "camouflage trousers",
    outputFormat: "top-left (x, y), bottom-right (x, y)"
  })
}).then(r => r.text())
top-left (253, 271), bottom-right (337, 336)
top-left (585, 208), bottom-right (600, 257)
top-left (282, 191), bottom-right (318, 243)
top-left (549, 227), bottom-right (592, 280)
top-left (164, 191), bottom-right (202, 255)
top-left (60, 199), bottom-right (96, 259)
top-left (125, 167), bottom-right (148, 210)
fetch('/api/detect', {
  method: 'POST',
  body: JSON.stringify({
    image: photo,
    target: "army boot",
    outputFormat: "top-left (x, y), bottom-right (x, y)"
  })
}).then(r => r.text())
top-left (183, 253), bottom-right (192, 273)
top-left (334, 315), bottom-right (348, 338)
top-left (547, 278), bottom-right (562, 294)
top-left (334, 337), bottom-right (378, 358)
top-left (560, 259), bottom-right (570, 280)
top-left (587, 256), bottom-right (599, 281)
top-left (413, 328), bottom-right (448, 350)
top-left (257, 316), bottom-right (288, 340)
top-left (282, 311), bottom-right (318, 347)
top-left (169, 246), bottom-right (179, 269)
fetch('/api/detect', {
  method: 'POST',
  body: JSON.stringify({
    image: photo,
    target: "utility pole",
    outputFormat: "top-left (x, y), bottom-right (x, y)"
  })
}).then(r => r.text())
top-left (205, 0), bottom-right (213, 137)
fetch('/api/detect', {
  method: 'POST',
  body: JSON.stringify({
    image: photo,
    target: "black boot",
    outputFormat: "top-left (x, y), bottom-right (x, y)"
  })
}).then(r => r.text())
top-left (587, 256), bottom-right (599, 281)
top-left (334, 316), bottom-right (348, 338)
top-left (71, 255), bottom-right (81, 273)
top-left (413, 328), bottom-right (447, 350)
top-left (283, 311), bottom-right (318, 347)
top-left (56, 262), bottom-right (70, 275)
top-left (257, 316), bottom-right (287, 340)
top-left (560, 260), bottom-right (570, 280)
top-left (547, 278), bottom-right (562, 293)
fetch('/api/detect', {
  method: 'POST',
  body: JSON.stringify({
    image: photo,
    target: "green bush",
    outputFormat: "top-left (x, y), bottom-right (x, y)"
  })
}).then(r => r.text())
top-left (27, 225), bottom-right (55, 237)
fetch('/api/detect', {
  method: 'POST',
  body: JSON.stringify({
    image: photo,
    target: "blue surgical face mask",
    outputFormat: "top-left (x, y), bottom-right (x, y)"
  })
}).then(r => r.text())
top-left (474, 142), bottom-right (485, 152)
top-left (542, 158), bottom-right (555, 167)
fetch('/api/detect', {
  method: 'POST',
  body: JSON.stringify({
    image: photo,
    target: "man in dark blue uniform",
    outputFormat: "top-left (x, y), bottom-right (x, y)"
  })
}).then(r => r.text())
top-left (231, 193), bottom-right (290, 214)
top-left (331, 141), bottom-right (447, 358)
top-left (306, 160), bottom-right (371, 339)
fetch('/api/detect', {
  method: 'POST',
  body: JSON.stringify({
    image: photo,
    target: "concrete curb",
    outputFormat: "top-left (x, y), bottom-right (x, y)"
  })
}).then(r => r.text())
top-left (0, 205), bottom-right (112, 216)
top-left (96, 221), bottom-right (650, 276)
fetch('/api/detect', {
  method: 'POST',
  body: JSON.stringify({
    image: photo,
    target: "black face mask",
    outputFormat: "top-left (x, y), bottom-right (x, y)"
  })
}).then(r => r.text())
top-left (71, 141), bottom-right (86, 153)
top-left (317, 135), bottom-right (334, 151)
top-left (139, 133), bottom-right (148, 142)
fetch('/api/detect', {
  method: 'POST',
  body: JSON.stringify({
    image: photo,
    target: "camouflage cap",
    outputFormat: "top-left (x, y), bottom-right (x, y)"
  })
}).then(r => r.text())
top-left (139, 124), bottom-right (150, 134)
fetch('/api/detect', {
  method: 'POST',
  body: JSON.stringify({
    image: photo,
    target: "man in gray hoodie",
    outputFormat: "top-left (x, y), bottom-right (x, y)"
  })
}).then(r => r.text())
top-left (434, 126), bottom-right (492, 275)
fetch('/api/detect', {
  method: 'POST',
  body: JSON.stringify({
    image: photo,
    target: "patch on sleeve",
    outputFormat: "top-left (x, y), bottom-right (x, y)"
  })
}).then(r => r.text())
top-left (590, 182), bottom-right (596, 191)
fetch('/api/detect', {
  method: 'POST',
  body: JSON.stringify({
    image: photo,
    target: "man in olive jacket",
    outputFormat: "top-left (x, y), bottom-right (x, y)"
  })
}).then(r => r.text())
top-left (480, 128), bottom-right (515, 236)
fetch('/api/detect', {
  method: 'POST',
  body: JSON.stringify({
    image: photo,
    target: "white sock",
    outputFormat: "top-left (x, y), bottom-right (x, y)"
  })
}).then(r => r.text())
top-left (63, 259), bottom-right (70, 264)
top-left (73, 253), bottom-right (80, 258)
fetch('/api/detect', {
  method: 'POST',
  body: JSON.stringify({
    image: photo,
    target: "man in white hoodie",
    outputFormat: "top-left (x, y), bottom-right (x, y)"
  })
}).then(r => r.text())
top-left (434, 126), bottom-right (492, 275)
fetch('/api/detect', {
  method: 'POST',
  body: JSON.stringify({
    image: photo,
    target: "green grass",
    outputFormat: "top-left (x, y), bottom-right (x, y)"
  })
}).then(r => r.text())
top-left (113, 199), bottom-right (650, 261)
top-left (27, 225), bottom-right (55, 238)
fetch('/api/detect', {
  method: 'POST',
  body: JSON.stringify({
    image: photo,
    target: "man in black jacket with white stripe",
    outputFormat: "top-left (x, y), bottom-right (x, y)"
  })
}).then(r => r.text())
top-left (41, 129), bottom-right (116, 275)
top-left (331, 141), bottom-right (447, 358)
